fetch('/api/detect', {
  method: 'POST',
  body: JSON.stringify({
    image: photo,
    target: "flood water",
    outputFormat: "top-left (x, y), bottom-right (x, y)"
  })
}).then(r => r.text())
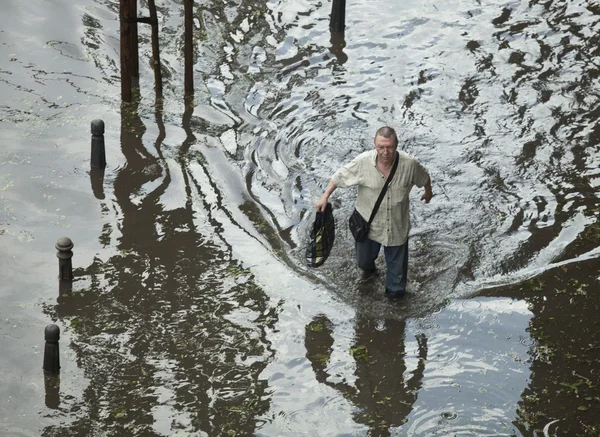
top-left (1, 0), bottom-right (599, 435)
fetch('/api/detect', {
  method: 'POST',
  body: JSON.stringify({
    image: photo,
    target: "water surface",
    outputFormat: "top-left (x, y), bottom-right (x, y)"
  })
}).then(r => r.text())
top-left (1, 0), bottom-right (599, 435)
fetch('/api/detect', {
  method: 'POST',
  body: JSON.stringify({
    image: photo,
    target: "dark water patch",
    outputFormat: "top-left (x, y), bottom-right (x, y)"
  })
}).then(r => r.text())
top-left (37, 104), bottom-right (278, 436)
top-left (480, 257), bottom-right (600, 436)
top-left (492, 8), bottom-right (512, 26)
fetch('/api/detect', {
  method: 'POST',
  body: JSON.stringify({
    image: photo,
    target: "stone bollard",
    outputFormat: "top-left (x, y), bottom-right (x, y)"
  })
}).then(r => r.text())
top-left (56, 237), bottom-right (74, 281)
top-left (43, 324), bottom-right (60, 375)
top-left (91, 119), bottom-right (106, 169)
top-left (330, 0), bottom-right (346, 31)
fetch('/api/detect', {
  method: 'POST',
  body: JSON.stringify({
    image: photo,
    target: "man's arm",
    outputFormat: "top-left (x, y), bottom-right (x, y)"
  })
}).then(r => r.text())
top-left (316, 179), bottom-right (337, 213)
top-left (421, 177), bottom-right (433, 203)
top-left (315, 153), bottom-right (364, 212)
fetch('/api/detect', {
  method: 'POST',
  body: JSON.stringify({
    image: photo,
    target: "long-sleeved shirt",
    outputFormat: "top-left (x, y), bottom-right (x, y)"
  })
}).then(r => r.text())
top-left (332, 149), bottom-right (430, 246)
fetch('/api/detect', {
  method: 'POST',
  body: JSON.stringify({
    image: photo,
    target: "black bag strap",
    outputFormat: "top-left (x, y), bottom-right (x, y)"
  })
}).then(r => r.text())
top-left (367, 151), bottom-right (399, 225)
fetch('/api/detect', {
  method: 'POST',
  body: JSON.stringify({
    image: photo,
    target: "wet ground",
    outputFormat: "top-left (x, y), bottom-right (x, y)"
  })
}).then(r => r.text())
top-left (1, 0), bottom-right (599, 435)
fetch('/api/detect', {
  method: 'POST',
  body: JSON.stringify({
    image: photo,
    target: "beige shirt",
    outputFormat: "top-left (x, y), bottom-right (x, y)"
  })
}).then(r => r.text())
top-left (332, 149), bottom-right (429, 246)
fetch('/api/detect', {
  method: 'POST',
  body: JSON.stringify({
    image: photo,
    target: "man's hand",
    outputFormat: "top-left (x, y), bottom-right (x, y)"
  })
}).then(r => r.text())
top-left (421, 178), bottom-right (433, 203)
top-left (316, 180), bottom-right (337, 213)
top-left (316, 193), bottom-right (329, 213)
top-left (421, 190), bottom-right (433, 203)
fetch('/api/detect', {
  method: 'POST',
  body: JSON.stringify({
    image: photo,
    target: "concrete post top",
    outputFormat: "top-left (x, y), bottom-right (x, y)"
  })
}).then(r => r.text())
top-left (45, 324), bottom-right (60, 342)
top-left (91, 119), bottom-right (105, 134)
top-left (55, 237), bottom-right (74, 253)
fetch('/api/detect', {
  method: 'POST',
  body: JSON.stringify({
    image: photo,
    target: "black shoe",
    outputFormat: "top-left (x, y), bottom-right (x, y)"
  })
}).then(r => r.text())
top-left (385, 288), bottom-right (405, 298)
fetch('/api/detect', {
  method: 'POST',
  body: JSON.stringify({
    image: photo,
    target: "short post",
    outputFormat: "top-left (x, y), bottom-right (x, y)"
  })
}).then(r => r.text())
top-left (56, 237), bottom-right (74, 281)
top-left (43, 324), bottom-right (60, 375)
top-left (330, 0), bottom-right (346, 31)
top-left (58, 279), bottom-right (72, 300)
top-left (91, 119), bottom-right (106, 169)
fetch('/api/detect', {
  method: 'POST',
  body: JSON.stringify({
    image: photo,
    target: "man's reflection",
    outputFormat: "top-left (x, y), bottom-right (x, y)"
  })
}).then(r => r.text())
top-left (305, 315), bottom-right (427, 436)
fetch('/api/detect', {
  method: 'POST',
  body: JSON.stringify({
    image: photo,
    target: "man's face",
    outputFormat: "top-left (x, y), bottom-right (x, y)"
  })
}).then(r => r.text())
top-left (375, 135), bottom-right (397, 165)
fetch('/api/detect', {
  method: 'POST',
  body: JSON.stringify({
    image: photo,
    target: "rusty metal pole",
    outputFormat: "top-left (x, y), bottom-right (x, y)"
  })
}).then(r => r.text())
top-left (56, 237), bottom-right (74, 281)
top-left (184, 0), bottom-right (194, 99)
top-left (120, 0), bottom-right (133, 101)
top-left (148, 0), bottom-right (163, 98)
top-left (130, 0), bottom-right (139, 78)
top-left (330, 0), bottom-right (346, 31)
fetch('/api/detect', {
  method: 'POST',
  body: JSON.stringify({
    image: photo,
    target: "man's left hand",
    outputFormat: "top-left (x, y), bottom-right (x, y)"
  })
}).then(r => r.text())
top-left (421, 190), bottom-right (433, 203)
top-left (421, 177), bottom-right (433, 203)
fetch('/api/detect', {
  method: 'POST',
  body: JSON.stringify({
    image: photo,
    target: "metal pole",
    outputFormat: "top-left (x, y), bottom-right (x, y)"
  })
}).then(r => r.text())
top-left (129, 0), bottom-right (139, 78)
top-left (120, 0), bottom-right (133, 101)
top-left (184, 0), bottom-right (194, 98)
top-left (91, 119), bottom-right (106, 169)
top-left (56, 237), bottom-right (74, 281)
top-left (43, 324), bottom-right (60, 375)
top-left (148, 0), bottom-right (163, 98)
top-left (330, 0), bottom-right (346, 32)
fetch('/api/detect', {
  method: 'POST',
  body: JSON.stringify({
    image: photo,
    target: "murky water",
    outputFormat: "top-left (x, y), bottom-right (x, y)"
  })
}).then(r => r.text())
top-left (1, 0), bottom-right (599, 435)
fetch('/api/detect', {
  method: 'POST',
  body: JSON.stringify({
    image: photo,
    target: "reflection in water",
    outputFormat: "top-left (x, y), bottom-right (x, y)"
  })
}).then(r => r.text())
top-left (89, 167), bottom-right (105, 200)
top-left (304, 299), bottom-right (535, 436)
top-left (482, 257), bottom-right (600, 436)
top-left (44, 375), bottom-right (60, 410)
top-left (41, 99), bottom-right (275, 435)
top-left (306, 315), bottom-right (426, 435)
top-left (329, 30), bottom-right (348, 66)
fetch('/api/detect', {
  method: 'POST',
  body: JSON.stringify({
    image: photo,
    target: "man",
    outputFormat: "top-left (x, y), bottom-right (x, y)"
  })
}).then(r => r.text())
top-left (316, 126), bottom-right (432, 297)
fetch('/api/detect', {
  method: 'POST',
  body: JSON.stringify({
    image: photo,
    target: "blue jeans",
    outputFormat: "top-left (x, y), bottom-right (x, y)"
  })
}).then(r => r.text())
top-left (355, 237), bottom-right (409, 295)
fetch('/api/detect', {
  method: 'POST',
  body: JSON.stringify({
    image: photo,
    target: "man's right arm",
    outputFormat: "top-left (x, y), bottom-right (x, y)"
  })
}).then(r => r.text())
top-left (315, 152), bottom-right (365, 212)
top-left (315, 179), bottom-right (337, 213)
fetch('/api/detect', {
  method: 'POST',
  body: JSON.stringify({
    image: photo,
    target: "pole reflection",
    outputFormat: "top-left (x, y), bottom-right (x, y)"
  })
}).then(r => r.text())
top-left (42, 96), bottom-right (274, 435)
